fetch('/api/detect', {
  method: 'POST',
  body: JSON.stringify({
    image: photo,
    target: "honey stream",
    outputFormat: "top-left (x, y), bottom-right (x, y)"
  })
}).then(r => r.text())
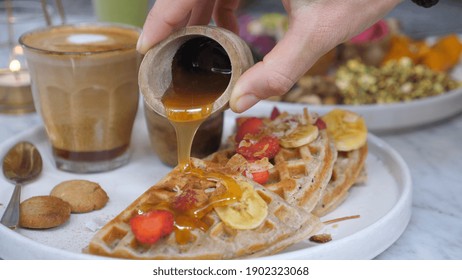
top-left (140, 37), bottom-right (243, 244)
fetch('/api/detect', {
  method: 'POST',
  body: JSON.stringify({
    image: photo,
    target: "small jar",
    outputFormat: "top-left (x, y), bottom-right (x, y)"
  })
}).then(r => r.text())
top-left (139, 26), bottom-right (254, 166)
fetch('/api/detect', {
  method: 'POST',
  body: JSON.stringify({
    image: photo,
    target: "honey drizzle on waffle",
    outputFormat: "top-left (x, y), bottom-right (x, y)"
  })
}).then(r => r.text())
top-left (185, 168), bottom-right (243, 217)
top-left (137, 169), bottom-right (243, 244)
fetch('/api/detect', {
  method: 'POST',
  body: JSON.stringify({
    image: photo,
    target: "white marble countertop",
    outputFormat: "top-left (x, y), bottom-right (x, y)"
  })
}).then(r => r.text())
top-left (376, 114), bottom-right (462, 259)
top-left (1, 0), bottom-right (461, 260)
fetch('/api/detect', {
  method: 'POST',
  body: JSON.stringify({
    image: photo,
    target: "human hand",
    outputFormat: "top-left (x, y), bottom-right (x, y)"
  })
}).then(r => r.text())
top-left (136, 0), bottom-right (240, 54)
top-left (137, 0), bottom-right (402, 113)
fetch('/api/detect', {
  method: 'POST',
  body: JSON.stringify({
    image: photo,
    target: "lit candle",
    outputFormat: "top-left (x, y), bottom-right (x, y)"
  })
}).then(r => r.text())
top-left (0, 59), bottom-right (35, 114)
top-left (0, 61), bottom-right (30, 86)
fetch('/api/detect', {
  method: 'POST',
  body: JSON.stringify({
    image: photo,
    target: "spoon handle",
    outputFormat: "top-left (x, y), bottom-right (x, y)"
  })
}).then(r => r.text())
top-left (1, 184), bottom-right (21, 229)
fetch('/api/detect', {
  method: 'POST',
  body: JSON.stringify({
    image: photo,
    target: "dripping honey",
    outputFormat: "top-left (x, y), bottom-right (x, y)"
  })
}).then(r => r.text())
top-left (162, 37), bottom-right (231, 169)
top-left (137, 168), bottom-right (243, 245)
top-left (146, 37), bottom-right (243, 244)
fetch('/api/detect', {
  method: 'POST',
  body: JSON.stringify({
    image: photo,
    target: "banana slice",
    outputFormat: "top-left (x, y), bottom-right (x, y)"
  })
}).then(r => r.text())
top-left (214, 182), bottom-right (268, 230)
top-left (322, 109), bottom-right (367, 151)
top-left (280, 124), bottom-right (319, 148)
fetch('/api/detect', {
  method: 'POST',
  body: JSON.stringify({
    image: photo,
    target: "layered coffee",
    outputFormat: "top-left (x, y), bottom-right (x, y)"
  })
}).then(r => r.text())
top-left (20, 24), bottom-right (141, 172)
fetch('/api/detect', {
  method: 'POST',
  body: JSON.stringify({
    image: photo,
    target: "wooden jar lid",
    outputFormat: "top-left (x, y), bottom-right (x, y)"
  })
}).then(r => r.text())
top-left (139, 26), bottom-right (254, 117)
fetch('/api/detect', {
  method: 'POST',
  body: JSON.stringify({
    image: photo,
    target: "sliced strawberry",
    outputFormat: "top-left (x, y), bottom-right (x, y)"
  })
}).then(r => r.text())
top-left (171, 189), bottom-right (198, 212)
top-left (251, 170), bottom-right (269, 184)
top-left (235, 117), bottom-right (250, 127)
top-left (235, 117), bottom-right (264, 143)
top-left (130, 210), bottom-right (174, 244)
top-left (237, 135), bottom-right (280, 161)
top-left (314, 118), bottom-right (327, 130)
top-left (270, 107), bottom-right (281, 120)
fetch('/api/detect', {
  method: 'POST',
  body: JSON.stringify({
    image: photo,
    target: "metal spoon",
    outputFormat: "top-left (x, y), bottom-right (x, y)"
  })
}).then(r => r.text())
top-left (1, 142), bottom-right (42, 229)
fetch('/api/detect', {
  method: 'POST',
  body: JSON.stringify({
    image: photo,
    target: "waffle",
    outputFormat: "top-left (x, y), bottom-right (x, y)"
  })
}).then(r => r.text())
top-left (206, 111), bottom-right (337, 212)
top-left (312, 144), bottom-right (368, 216)
top-left (87, 158), bottom-right (321, 259)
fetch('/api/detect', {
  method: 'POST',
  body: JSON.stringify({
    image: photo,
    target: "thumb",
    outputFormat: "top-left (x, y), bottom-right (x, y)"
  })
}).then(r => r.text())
top-left (230, 25), bottom-right (326, 113)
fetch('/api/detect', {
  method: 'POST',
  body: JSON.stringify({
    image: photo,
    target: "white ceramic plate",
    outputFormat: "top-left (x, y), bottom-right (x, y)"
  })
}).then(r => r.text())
top-left (0, 110), bottom-right (412, 259)
top-left (261, 56), bottom-right (462, 134)
top-left (261, 85), bottom-right (462, 134)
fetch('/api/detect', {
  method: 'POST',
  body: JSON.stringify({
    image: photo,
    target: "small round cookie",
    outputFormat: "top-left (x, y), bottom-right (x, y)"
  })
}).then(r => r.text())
top-left (50, 180), bottom-right (109, 213)
top-left (20, 196), bottom-right (71, 229)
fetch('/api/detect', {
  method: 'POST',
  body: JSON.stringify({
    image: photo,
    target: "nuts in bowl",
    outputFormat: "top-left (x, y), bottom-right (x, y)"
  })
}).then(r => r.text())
top-left (280, 58), bottom-right (461, 106)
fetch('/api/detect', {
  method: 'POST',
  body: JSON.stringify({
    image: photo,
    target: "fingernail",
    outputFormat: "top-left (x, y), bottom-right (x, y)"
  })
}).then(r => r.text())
top-left (232, 93), bottom-right (259, 113)
top-left (136, 31), bottom-right (144, 53)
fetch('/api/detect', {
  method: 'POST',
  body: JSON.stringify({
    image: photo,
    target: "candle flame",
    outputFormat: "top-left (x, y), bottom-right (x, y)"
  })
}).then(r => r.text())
top-left (13, 45), bottom-right (24, 55)
top-left (9, 59), bottom-right (21, 72)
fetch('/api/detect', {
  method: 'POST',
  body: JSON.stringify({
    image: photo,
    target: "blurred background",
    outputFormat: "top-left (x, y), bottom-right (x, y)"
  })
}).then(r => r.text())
top-left (1, 0), bottom-right (462, 112)
top-left (1, 0), bottom-right (460, 36)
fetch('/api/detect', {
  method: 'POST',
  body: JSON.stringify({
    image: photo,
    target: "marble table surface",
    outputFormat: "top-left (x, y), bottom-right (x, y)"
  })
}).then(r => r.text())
top-left (1, 1), bottom-right (461, 260)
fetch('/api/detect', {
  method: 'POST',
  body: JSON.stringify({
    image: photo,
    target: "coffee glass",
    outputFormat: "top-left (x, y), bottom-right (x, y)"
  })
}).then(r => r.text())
top-left (20, 23), bottom-right (141, 173)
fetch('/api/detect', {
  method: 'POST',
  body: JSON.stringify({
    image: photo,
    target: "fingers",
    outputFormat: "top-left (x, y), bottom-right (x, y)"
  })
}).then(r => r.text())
top-left (188, 0), bottom-right (216, 26)
top-left (137, 0), bottom-right (240, 54)
top-left (230, 26), bottom-right (324, 113)
top-left (230, 0), bottom-right (401, 113)
top-left (137, 0), bottom-right (200, 54)
top-left (212, 0), bottom-right (240, 34)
